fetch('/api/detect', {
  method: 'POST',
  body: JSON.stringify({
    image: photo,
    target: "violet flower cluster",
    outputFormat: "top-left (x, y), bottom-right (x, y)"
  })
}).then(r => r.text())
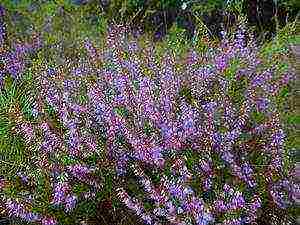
top-left (0, 21), bottom-right (298, 225)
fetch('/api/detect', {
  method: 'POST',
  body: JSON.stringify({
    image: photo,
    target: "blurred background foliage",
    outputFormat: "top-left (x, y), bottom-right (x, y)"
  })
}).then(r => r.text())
top-left (1, 0), bottom-right (299, 44)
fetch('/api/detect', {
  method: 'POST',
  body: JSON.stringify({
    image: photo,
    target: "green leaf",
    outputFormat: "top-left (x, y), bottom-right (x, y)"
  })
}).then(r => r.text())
top-left (287, 115), bottom-right (300, 125)
top-left (251, 110), bottom-right (266, 124)
top-left (114, 106), bottom-right (129, 118)
top-left (72, 183), bottom-right (89, 195)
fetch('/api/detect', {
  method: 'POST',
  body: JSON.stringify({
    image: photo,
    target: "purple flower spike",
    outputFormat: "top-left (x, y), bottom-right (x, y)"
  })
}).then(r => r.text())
top-left (64, 195), bottom-right (77, 213)
top-left (229, 192), bottom-right (245, 210)
top-left (51, 182), bottom-right (70, 205)
top-left (215, 55), bottom-right (228, 71)
top-left (214, 199), bottom-right (227, 212)
top-left (41, 217), bottom-right (57, 225)
top-left (241, 162), bottom-right (253, 176)
top-left (195, 212), bottom-right (214, 225)
top-left (22, 212), bottom-right (40, 222)
top-left (0, 21), bottom-right (6, 45)
top-left (5, 199), bottom-right (26, 217)
top-left (270, 129), bottom-right (285, 147)
top-left (0, 5), bottom-right (5, 17)
top-left (256, 97), bottom-right (270, 112)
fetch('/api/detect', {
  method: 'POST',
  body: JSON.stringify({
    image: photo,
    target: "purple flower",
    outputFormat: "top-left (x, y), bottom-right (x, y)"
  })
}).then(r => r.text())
top-left (0, 21), bottom-right (6, 44)
top-left (4, 199), bottom-right (40, 223)
top-left (256, 97), bottom-right (270, 112)
top-left (234, 29), bottom-right (246, 50)
top-left (250, 196), bottom-right (262, 210)
top-left (223, 184), bottom-right (234, 193)
top-left (270, 189), bottom-right (287, 208)
top-left (221, 151), bottom-right (235, 164)
top-left (19, 123), bottom-right (35, 142)
top-left (215, 55), bottom-right (228, 71)
top-left (202, 101), bottom-right (218, 114)
top-left (67, 130), bottom-right (81, 151)
top-left (224, 128), bottom-right (241, 143)
top-left (41, 217), bottom-right (57, 225)
top-left (183, 196), bottom-right (204, 214)
top-left (3, 52), bottom-right (25, 78)
top-left (67, 164), bottom-right (92, 182)
top-left (64, 194), bottom-right (77, 212)
top-left (5, 199), bottom-right (26, 217)
top-left (117, 188), bottom-right (146, 216)
top-left (223, 217), bottom-right (243, 225)
top-left (84, 39), bottom-right (98, 59)
top-left (46, 67), bottom-right (56, 77)
top-left (169, 183), bottom-right (185, 200)
top-left (22, 212), bottom-right (40, 222)
top-left (212, 132), bottom-right (222, 148)
top-left (150, 146), bottom-right (165, 167)
top-left (40, 132), bottom-right (61, 153)
top-left (228, 192), bottom-right (245, 210)
top-left (199, 159), bottom-right (212, 173)
top-left (194, 66), bottom-right (214, 80)
top-left (51, 182), bottom-right (70, 205)
top-left (0, 5), bottom-right (5, 17)
top-left (186, 49), bottom-right (199, 65)
top-left (160, 121), bottom-right (175, 140)
top-left (195, 212), bottom-right (214, 225)
top-left (241, 162), bottom-right (253, 176)
top-left (246, 179), bottom-right (257, 188)
top-left (165, 200), bottom-right (176, 214)
top-left (122, 59), bottom-right (142, 76)
top-left (214, 199), bottom-right (227, 212)
top-left (153, 207), bottom-right (166, 217)
top-left (16, 172), bottom-right (29, 184)
top-left (0, 177), bottom-right (5, 190)
top-left (251, 70), bottom-right (273, 87)
top-left (271, 154), bottom-right (283, 170)
top-left (270, 129), bottom-right (285, 147)
top-left (126, 40), bottom-right (139, 53)
top-left (203, 178), bottom-right (212, 191)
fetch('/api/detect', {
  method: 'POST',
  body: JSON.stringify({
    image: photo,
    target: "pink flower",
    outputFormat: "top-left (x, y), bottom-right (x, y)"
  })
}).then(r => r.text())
top-left (41, 217), bottom-right (57, 225)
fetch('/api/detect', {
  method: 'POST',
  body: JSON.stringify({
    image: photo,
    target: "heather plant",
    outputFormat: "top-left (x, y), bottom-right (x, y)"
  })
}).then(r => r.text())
top-left (0, 3), bottom-right (299, 225)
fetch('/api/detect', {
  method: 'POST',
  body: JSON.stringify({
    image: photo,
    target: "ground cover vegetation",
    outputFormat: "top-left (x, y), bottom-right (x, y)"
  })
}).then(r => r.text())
top-left (0, 1), bottom-right (299, 225)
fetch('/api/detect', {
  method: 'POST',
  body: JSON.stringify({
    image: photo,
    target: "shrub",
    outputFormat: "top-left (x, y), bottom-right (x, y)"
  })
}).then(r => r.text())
top-left (0, 9), bottom-right (298, 225)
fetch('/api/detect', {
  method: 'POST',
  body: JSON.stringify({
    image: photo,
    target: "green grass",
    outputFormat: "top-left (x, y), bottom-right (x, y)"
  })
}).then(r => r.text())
top-left (0, 74), bottom-right (36, 177)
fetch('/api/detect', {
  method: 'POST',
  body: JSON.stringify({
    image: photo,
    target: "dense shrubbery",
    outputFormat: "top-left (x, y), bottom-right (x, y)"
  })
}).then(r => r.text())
top-left (0, 1), bottom-right (299, 225)
top-left (0, 0), bottom-right (299, 43)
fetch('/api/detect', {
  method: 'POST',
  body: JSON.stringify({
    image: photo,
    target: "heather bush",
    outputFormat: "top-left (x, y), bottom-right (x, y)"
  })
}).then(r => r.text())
top-left (0, 4), bottom-right (299, 225)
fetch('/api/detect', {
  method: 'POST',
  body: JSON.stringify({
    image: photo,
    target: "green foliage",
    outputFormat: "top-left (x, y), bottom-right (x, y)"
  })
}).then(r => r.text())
top-left (127, 0), bottom-right (148, 10)
top-left (260, 20), bottom-right (298, 60)
top-left (114, 106), bottom-right (129, 118)
top-left (287, 115), bottom-right (300, 125)
top-left (278, 0), bottom-right (300, 10)
top-left (0, 75), bottom-right (36, 177)
top-left (251, 110), bottom-right (266, 124)
top-left (0, 2), bottom-right (298, 224)
top-left (0, 0), bottom-right (32, 11)
top-left (224, 58), bottom-right (241, 80)
top-left (183, 148), bottom-right (199, 171)
top-left (227, 75), bottom-right (248, 109)
top-left (225, 0), bottom-right (244, 14)
top-left (160, 0), bottom-right (182, 9)
top-left (73, 183), bottom-right (89, 194)
top-left (166, 24), bottom-right (189, 56)
top-left (191, 0), bottom-right (224, 15)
